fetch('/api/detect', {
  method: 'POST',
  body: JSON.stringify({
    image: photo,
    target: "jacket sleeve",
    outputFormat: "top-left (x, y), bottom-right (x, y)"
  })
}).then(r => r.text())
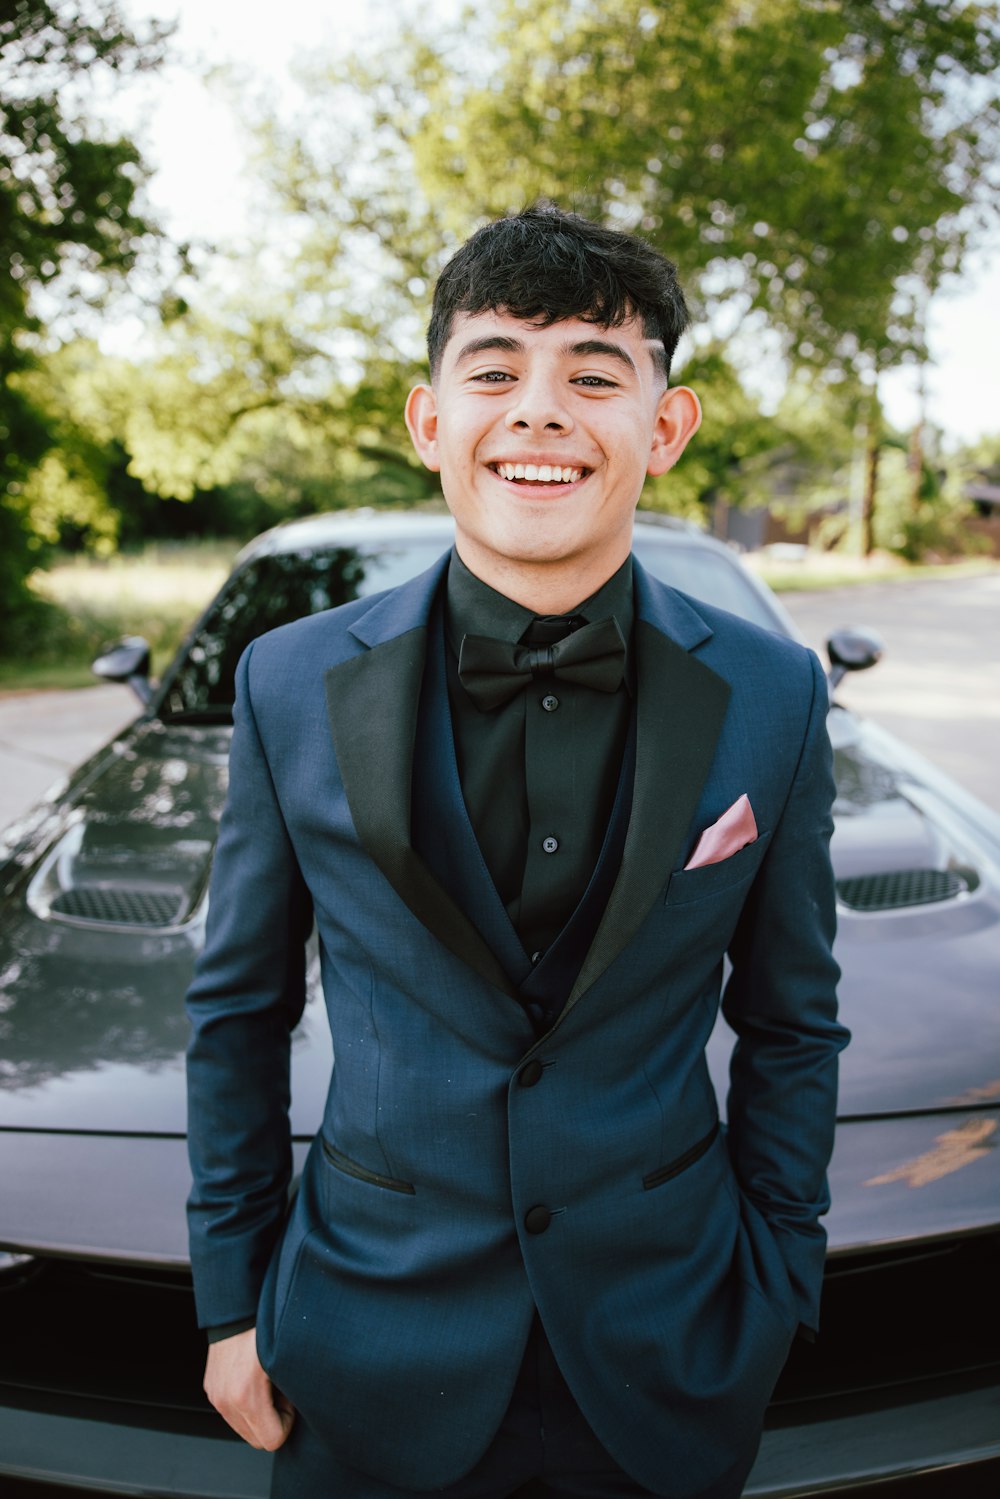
top-left (721, 649), bottom-right (849, 1333)
top-left (185, 639), bottom-right (313, 1330)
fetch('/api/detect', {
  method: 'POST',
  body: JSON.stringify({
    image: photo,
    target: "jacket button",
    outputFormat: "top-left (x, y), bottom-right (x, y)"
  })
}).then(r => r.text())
top-left (524, 1205), bottom-right (552, 1235)
top-left (519, 1060), bottom-right (544, 1088)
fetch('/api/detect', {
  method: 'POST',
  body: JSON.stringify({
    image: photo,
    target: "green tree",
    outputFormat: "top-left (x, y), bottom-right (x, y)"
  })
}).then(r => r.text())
top-left (644, 347), bottom-right (788, 522)
top-left (97, 296), bottom-right (439, 514)
top-left (94, 1), bottom-right (999, 553)
top-left (401, 0), bottom-right (1000, 548)
top-left (0, 0), bottom-right (167, 639)
top-left (425, 1), bottom-right (1000, 551)
top-left (413, 0), bottom-right (998, 361)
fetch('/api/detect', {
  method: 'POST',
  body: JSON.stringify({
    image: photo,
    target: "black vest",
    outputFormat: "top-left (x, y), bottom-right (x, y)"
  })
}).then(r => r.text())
top-left (412, 600), bottom-right (636, 1033)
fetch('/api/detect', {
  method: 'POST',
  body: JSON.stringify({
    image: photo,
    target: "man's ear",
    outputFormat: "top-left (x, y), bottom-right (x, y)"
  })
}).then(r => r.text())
top-left (404, 384), bottom-right (440, 472)
top-left (647, 385), bottom-right (702, 477)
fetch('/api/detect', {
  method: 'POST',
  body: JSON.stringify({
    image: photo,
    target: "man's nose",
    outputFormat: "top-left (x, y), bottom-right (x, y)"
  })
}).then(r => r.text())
top-left (504, 373), bottom-right (573, 434)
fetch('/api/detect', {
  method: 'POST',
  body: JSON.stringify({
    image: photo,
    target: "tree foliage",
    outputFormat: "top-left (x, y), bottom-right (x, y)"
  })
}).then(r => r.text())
top-left (0, 0), bottom-right (167, 630)
top-left (8, 1), bottom-right (999, 615)
top-left (412, 0), bottom-right (1000, 378)
top-left (646, 347), bottom-right (789, 519)
top-left (168, 0), bottom-right (994, 549)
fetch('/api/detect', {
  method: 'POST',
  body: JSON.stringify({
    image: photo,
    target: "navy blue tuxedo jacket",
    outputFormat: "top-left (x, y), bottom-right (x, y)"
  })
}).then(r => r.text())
top-left (185, 552), bottom-right (847, 1496)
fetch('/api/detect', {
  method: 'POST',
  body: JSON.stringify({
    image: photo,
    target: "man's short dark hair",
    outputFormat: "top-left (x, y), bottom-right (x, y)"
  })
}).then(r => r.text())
top-left (427, 202), bottom-right (690, 382)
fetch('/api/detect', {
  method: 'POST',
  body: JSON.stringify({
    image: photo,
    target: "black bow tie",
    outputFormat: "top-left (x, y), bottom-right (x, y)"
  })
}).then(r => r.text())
top-left (458, 616), bottom-right (627, 711)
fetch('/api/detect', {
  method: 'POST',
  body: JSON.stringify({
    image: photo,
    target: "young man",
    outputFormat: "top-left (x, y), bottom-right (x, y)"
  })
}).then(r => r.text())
top-left (186, 204), bottom-right (847, 1499)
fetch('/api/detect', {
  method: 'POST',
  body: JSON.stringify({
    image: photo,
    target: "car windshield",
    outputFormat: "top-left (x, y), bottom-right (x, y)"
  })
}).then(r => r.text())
top-left (160, 531), bottom-right (783, 721)
top-left (633, 537), bottom-right (780, 632)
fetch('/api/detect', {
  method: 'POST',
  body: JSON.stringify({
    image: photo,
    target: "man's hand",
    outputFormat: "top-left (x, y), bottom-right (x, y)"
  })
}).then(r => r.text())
top-left (204, 1327), bottom-right (296, 1450)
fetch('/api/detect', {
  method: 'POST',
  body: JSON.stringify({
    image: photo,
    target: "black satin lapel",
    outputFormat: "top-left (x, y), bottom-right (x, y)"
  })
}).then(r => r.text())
top-left (567, 619), bottom-right (731, 1006)
top-left (324, 630), bottom-right (515, 997)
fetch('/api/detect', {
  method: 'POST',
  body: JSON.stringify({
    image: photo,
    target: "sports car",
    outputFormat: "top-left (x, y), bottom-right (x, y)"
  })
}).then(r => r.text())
top-left (1, 510), bottom-right (998, 1497)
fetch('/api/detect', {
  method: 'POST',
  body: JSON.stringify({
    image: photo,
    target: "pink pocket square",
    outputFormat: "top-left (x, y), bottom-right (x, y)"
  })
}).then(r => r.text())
top-left (684, 794), bottom-right (758, 871)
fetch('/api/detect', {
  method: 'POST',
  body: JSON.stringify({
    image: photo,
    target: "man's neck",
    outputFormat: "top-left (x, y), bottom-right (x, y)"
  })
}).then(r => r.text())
top-left (453, 538), bottom-right (633, 616)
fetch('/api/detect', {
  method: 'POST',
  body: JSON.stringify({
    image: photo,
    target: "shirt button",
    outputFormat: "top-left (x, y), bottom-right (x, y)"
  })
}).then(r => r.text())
top-left (524, 1205), bottom-right (552, 1235)
top-left (542, 836), bottom-right (559, 854)
top-left (530, 950), bottom-right (542, 965)
top-left (541, 694), bottom-right (559, 712)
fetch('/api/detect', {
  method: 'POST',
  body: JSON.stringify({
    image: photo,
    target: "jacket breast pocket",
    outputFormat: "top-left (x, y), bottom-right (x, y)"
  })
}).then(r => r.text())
top-left (664, 829), bottom-right (772, 908)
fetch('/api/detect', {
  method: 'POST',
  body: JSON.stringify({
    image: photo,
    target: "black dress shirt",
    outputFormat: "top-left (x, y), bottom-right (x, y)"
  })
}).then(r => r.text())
top-left (445, 549), bottom-right (634, 962)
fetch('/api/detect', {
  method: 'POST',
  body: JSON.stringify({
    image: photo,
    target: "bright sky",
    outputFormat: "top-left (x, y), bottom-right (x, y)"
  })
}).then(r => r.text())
top-left (114, 0), bottom-right (998, 448)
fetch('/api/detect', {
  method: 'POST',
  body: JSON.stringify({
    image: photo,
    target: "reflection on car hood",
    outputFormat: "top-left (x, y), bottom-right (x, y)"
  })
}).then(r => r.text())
top-left (1, 706), bottom-right (999, 1139)
top-left (0, 720), bottom-right (329, 1137)
top-left (823, 708), bottom-right (1000, 1118)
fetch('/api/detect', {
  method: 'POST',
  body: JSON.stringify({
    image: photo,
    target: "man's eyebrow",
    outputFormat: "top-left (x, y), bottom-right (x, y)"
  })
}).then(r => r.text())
top-left (560, 338), bottom-right (638, 375)
top-left (451, 332), bottom-right (656, 377)
top-left (453, 335), bottom-right (525, 365)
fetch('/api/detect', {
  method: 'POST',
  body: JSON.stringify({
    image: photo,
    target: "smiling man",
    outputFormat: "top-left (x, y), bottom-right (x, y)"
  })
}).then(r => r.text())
top-left (404, 307), bottom-right (697, 608)
top-left (186, 204), bottom-right (847, 1499)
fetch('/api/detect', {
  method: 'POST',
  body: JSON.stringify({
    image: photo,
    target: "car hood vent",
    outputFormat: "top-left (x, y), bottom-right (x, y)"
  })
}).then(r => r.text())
top-left (26, 814), bottom-right (212, 932)
top-left (836, 868), bottom-right (967, 912)
top-left (48, 886), bottom-right (188, 928)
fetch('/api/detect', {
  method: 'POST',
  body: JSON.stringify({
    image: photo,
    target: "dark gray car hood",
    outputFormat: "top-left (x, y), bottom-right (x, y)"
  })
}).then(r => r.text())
top-left (1, 706), bottom-right (998, 1137)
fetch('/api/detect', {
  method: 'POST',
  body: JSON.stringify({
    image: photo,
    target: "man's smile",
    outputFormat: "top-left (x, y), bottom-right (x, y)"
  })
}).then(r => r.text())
top-left (487, 461), bottom-right (590, 487)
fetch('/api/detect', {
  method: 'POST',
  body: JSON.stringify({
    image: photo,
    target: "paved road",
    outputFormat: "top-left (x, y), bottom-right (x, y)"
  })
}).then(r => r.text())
top-left (0, 573), bottom-right (996, 836)
top-left (780, 572), bottom-right (999, 812)
top-left (0, 686), bottom-right (137, 833)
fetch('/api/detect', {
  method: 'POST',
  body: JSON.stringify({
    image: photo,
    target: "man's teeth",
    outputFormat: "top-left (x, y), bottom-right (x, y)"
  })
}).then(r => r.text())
top-left (493, 463), bottom-right (584, 483)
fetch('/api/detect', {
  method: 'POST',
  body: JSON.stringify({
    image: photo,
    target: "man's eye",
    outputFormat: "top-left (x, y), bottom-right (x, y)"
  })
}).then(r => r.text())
top-left (573, 375), bottom-right (617, 388)
top-left (472, 370), bottom-right (514, 383)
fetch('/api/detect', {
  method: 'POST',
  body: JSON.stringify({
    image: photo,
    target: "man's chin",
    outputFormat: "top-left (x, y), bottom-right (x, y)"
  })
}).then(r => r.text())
top-left (470, 536), bottom-right (584, 573)
top-left (466, 511), bottom-right (588, 559)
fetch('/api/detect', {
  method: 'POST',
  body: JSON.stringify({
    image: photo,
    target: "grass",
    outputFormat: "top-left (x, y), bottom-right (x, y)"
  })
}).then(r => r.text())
top-left (745, 553), bottom-right (1000, 593)
top-left (0, 541), bottom-right (238, 693)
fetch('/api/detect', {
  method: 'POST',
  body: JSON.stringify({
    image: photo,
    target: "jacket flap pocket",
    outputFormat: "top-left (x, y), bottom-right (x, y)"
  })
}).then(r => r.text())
top-left (664, 829), bottom-right (772, 908)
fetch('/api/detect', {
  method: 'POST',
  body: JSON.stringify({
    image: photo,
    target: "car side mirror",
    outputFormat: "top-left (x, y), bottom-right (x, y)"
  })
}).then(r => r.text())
top-left (826, 627), bottom-right (885, 692)
top-left (92, 636), bottom-right (154, 705)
